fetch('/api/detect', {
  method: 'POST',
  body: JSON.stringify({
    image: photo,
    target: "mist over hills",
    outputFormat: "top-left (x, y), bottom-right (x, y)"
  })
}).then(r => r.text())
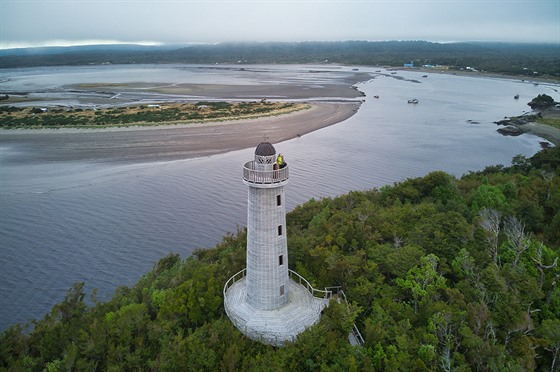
top-left (1, 41), bottom-right (558, 77)
top-left (0, 44), bottom-right (186, 57)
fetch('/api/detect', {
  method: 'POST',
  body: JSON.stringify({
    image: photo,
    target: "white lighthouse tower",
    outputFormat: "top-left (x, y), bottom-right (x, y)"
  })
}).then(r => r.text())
top-left (224, 142), bottom-right (330, 346)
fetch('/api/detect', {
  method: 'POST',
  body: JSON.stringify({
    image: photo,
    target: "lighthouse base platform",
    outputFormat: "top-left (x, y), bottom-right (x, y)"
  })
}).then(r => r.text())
top-left (224, 277), bottom-right (329, 346)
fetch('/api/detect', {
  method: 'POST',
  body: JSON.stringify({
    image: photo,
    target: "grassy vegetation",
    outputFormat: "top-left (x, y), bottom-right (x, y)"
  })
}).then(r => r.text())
top-left (537, 116), bottom-right (560, 129)
top-left (0, 101), bottom-right (309, 129)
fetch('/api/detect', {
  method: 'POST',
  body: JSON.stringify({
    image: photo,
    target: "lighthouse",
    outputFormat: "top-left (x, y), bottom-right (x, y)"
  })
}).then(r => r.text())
top-left (224, 142), bottom-right (330, 346)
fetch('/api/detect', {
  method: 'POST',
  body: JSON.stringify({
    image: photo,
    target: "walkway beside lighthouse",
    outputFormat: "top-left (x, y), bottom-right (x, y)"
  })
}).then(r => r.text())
top-left (224, 277), bottom-right (329, 346)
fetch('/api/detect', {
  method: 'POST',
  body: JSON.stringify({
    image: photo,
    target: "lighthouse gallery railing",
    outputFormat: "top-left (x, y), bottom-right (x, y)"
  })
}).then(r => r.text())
top-left (223, 268), bottom-right (333, 300)
top-left (243, 161), bottom-right (289, 184)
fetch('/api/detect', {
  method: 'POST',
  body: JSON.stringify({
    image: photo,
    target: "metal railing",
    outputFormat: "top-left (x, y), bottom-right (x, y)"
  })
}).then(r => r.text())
top-left (325, 286), bottom-right (344, 299)
top-left (223, 268), bottom-right (332, 300)
top-left (243, 161), bottom-right (289, 184)
top-left (352, 323), bottom-right (365, 346)
top-left (222, 268), bottom-right (364, 346)
top-left (288, 270), bottom-right (334, 299)
top-left (333, 288), bottom-right (365, 346)
top-left (223, 268), bottom-right (247, 297)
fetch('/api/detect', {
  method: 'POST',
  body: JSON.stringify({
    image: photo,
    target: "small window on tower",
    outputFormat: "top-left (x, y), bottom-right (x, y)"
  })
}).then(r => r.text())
top-left (278, 225), bottom-right (282, 236)
top-left (279, 255), bottom-right (283, 266)
top-left (277, 194), bottom-right (281, 206)
top-left (280, 285), bottom-right (285, 296)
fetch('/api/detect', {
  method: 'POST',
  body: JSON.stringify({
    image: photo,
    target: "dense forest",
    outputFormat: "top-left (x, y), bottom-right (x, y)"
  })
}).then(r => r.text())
top-left (1, 41), bottom-right (559, 78)
top-left (1, 146), bottom-right (559, 370)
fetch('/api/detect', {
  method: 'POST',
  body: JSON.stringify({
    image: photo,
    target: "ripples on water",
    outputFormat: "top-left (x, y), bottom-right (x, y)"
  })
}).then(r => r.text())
top-left (1, 65), bottom-right (558, 330)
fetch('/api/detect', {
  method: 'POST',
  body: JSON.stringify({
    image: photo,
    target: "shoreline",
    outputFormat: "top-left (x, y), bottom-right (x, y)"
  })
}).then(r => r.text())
top-left (494, 108), bottom-right (560, 146)
top-left (2, 66), bottom-right (559, 164)
top-left (405, 68), bottom-right (560, 145)
top-left (517, 122), bottom-right (560, 146)
top-left (0, 102), bottom-right (361, 164)
top-left (395, 66), bottom-right (560, 85)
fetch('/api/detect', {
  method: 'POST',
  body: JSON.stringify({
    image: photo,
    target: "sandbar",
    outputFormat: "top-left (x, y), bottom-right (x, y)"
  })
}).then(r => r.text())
top-left (0, 102), bottom-right (360, 164)
top-left (73, 82), bottom-right (367, 100)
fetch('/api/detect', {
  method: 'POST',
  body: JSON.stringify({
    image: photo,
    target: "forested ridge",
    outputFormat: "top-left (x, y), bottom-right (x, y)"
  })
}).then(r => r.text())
top-left (1, 147), bottom-right (559, 371)
top-left (1, 41), bottom-right (558, 78)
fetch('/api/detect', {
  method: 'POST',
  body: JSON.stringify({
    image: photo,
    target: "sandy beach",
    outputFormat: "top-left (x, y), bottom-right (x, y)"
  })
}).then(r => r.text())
top-left (0, 102), bottom-right (360, 164)
top-left (520, 122), bottom-right (560, 146)
top-left (510, 107), bottom-right (560, 146)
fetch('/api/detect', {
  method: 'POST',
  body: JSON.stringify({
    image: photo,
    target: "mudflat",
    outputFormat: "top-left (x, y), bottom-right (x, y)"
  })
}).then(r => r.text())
top-left (73, 82), bottom-right (367, 100)
top-left (0, 102), bottom-right (360, 164)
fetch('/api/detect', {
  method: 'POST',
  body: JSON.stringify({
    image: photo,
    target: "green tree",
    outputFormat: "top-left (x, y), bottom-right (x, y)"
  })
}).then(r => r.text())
top-left (396, 254), bottom-right (447, 313)
top-left (538, 319), bottom-right (560, 372)
top-left (471, 184), bottom-right (507, 213)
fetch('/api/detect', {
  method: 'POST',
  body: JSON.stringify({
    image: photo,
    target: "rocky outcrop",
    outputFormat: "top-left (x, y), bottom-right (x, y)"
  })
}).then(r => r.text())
top-left (495, 115), bottom-right (537, 136)
top-left (528, 94), bottom-right (556, 110)
top-left (496, 125), bottom-right (526, 136)
top-left (495, 115), bottom-right (537, 127)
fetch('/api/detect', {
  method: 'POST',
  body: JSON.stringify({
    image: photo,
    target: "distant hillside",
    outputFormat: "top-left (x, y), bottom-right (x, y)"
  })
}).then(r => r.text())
top-left (0, 44), bottom-right (188, 57)
top-left (1, 41), bottom-right (558, 78)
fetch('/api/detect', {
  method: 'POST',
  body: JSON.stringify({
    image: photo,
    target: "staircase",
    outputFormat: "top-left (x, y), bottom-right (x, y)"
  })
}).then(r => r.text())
top-left (324, 286), bottom-right (365, 346)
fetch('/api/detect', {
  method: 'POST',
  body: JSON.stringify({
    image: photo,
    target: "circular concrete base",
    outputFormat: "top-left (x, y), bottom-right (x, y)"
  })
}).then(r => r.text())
top-left (224, 278), bottom-right (329, 346)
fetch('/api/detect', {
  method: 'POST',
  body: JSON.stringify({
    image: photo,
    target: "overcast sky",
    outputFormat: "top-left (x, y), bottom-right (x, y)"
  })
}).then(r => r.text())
top-left (1, 0), bottom-right (559, 49)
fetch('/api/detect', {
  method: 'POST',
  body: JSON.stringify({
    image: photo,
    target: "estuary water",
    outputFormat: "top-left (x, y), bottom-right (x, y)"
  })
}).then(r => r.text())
top-left (1, 64), bottom-right (558, 330)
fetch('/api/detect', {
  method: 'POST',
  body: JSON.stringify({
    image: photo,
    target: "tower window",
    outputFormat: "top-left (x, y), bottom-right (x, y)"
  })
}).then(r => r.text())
top-left (280, 285), bottom-right (285, 296)
top-left (277, 194), bottom-right (281, 206)
top-left (279, 255), bottom-right (283, 266)
top-left (278, 225), bottom-right (283, 236)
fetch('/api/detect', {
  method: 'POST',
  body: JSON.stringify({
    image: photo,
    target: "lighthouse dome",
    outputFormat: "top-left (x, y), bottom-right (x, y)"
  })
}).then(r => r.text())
top-left (255, 142), bottom-right (276, 156)
top-left (254, 142), bottom-right (277, 167)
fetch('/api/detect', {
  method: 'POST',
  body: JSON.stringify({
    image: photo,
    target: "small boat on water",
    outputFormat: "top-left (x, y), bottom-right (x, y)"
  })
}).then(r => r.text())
top-left (374, 95), bottom-right (379, 99)
top-left (408, 99), bottom-right (419, 104)
top-left (514, 94), bottom-right (520, 100)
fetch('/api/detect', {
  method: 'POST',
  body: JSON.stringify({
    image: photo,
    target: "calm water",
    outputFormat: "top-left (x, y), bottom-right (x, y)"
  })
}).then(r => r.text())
top-left (1, 65), bottom-right (558, 330)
